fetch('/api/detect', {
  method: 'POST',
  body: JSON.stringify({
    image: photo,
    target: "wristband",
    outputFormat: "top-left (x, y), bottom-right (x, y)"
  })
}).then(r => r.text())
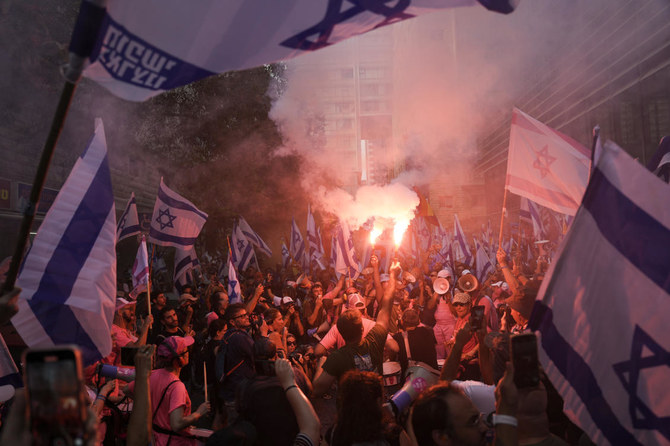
top-left (284, 385), bottom-right (298, 393)
top-left (96, 394), bottom-right (107, 402)
top-left (492, 414), bottom-right (518, 427)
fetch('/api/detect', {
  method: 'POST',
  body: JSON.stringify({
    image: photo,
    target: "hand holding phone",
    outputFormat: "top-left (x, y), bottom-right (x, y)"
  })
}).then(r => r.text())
top-left (470, 305), bottom-right (485, 330)
top-left (510, 333), bottom-right (540, 388)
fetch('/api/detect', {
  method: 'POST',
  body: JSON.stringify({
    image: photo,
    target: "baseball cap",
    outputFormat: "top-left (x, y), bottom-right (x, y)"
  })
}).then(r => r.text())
top-left (437, 268), bottom-right (453, 279)
top-left (282, 296), bottom-right (294, 305)
top-left (179, 293), bottom-right (197, 304)
top-left (452, 292), bottom-right (471, 305)
top-left (347, 293), bottom-right (366, 310)
top-left (157, 336), bottom-right (194, 360)
top-left (115, 297), bottom-right (135, 311)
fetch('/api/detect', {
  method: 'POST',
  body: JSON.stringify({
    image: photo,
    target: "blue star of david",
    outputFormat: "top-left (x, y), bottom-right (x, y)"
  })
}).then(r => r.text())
top-left (532, 145), bottom-right (556, 178)
top-left (294, 234), bottom-right (302, 245)
top-left (612, 325), bottom-right (670, 441)
top-left (155, 208), bottom-right (177, 230)
top-left (281, 0), bottom-right (413, 51)
top-left (237, 240), bottom-right (246, 251)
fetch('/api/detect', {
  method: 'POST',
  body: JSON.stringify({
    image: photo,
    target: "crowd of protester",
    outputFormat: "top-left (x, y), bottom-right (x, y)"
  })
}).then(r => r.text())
top-left (0, 237), bottom-right (597, 446)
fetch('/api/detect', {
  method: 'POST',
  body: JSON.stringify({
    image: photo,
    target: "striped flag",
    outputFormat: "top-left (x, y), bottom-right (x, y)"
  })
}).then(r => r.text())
top-left (116, 192), bottom-right (141, 242)
top-left (231, 220), bottom-right (258, 272)
top-left (174, 246), bottom-right (199, 291)
top-left (148, 178), bottom-right (208, 248)
top-left (68, 0), bottom-right (516, 101)
top-left (238, 216), bottom-right (272, 257)
top-left (227, 255), bottom-right (242, 305)
top-left (289, 217), bottom-right (306, 271)
top-left (281, 239), bottom-right (291, 271)
top-left (12, 119), bottom-right (116, 365)
top-left (306, 205), bottom-right (326, 271)
top-left (520, 197), bottom-right (546, 240)
top-left (334, 221), bottom-right (360, 278)
top-left (453, 214), bottom-right (473, 266)
top-left (506, 108), bottom-right (591, 216)
top-left (530, 140), bottom-right (670, 445)
top-left (474, 237), bottom-right (493, 283)
top-left (130, 235), bottom-right (150, 298)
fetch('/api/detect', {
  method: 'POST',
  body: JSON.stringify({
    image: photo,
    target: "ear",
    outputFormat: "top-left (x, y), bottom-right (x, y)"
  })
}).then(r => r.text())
top-left (431, 429), bottom-right (451, 446)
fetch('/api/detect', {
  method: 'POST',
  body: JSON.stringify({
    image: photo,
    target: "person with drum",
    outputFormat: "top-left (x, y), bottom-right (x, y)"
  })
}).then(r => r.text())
top-left (392, 308), bottom-right (439, 380)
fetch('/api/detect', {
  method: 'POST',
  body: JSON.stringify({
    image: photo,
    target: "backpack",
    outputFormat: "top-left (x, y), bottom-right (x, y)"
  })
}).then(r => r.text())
top-left (214, 328), bottom-right (246, 384)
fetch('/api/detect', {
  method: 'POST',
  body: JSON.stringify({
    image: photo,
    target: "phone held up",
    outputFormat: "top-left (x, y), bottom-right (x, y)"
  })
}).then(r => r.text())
top-left (510, 333), bottom-right (541, 389)
top-left (23, 345), bottom-right (88, 445)
top-left (470, 305), bottom-right (485, 330)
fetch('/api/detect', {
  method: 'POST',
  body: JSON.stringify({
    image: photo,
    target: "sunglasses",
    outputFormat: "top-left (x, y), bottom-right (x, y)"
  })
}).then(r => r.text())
top-left (232, 313), bottom-right (249, 320)
top-left (287, 341), bottom-right (296, 346)
top-left (453, 302), bottom-right (469, 307)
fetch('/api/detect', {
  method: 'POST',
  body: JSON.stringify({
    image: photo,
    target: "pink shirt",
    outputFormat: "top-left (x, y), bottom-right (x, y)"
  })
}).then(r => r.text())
top-left (110, 324), bottom-right (138, 366)
top-left (128, 369), bottom-right (193, 446)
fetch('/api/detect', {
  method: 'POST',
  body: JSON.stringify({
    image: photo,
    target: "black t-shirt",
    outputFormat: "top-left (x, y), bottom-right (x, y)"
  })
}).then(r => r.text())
top-left (322, 324), bottom-right (387, 379)
top-left (393, 327), bottom-right (438, 378)
top-left (219, 329), bottom-right (255, 402)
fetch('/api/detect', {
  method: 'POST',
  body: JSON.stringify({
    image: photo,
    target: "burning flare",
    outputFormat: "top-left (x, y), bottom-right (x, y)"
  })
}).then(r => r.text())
top-left (393, 219), bottom-right (410, 247)
top-left (370, 226), bottom-right (383, 245)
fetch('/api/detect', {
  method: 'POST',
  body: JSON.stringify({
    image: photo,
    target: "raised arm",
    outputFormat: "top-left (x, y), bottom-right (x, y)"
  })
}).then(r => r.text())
top-left (276, 358), bottom-right (321, 445)
top-left (245, 283), bottom-right (264, 314)
top-left (497, 249), bottom-right (521, 297)
top-left (375, 261), bottom-right (398, 331)
top-left (371, 255), bottom-right (383, 305)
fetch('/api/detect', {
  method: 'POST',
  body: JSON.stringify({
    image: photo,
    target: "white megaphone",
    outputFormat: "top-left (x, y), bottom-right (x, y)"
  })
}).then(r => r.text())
top-left (389, 364), bottom-right (440, 415)
top-left (98, 364), bottom-right (136, 382)
top-left (432, 277), bottom-right (450, 295)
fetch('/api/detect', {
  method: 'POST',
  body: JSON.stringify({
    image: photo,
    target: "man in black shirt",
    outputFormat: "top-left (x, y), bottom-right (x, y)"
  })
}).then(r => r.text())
top-left (393, 308), bottom-right (438, 379)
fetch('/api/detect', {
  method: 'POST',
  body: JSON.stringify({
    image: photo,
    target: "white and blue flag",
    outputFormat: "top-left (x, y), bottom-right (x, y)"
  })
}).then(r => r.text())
top-left (227, 255), bottom-right (242, 305)
top-left (529, 140), bottom-right (670, 445)
top-left (306, 205), bottom-right (326, 271)
top-left (130, 235), bottom-right (149, 298)
top-left (453, 214), bottom-right (473, 266)
top-left (474, 237), bottom-right (493, 283)
top-left (520, 197), bottom-right (546, 240)
top-left (290, 217), bottom-right (306, 271)
top-left (231, 220), bottom-right (258, 272)
top-left (148, 178), bottom-right (208, 249)
top-left (334, 220), bottom-right (360, 278)
top-left (68, 0), bottom-right (515, 101)
top-left (174, 246), bottom-right (199, 291)
top-left (238, 216), bottom-right (272, 257)
top-left (12, 119), bottom-right (116, 366)
top-left (116, 192), bottom-right (141, 242)
top-left (281, 239), bottom-right (291, 271)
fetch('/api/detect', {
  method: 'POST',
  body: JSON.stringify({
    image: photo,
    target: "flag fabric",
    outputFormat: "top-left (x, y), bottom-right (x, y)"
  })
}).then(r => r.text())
top-left (227, 255), bottom-right (242, 305)
top-left (231, 221), bottom-right (257, 272)
top-left (646, 135), bottom-right (670, 183)
top-left (130, 235), bottom-right (150, 297)
top-left (475, 238), bottom-right (494, 283)
top-left (238, 216), bottom-right (272, 257)
top-left (520, 197), bottom-right (546, 240)
top-left (289, 217), bottom-right (306, 270)
top-left (281, 239), bottom-right (291, 271)
top-left (453, 214), bottom-right (473, 266)
top-left (505, 108), bottom-right (591, 216)
top-left (148, 178), bottom-right (208, 248)
top-left (68, 0), bottom-right (515, 101)
top-left (330, 235), bottom-right (337, 268)
top-left (116, 192), bottom-right (141, 242)
top-left (529, 140), bottom-right (670, 446)
top-left (12, 118), bottom-right (116, 365)
top-left (334, 221), bottom-right (360, 278)
top-left (306, 205), bottom-right (325, 270)
top-left (174, 246), bottom-right (199, 291)
top-left (415, 216), bottom-right (433, 252)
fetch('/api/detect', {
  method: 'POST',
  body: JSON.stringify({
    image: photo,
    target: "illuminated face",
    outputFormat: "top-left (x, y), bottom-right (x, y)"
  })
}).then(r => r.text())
top-left (443, 392), bottom-right (489, 446)
top-left (287, 336), bottom-right (297, 354)
top-left (453, 301), bottom-right (471, 319)
top-left (271, 314), bottom-right (284, 331)
top-left (155, 293), bottom-right (167, 307)
top-left (162, 309), bottom-right (179, 329)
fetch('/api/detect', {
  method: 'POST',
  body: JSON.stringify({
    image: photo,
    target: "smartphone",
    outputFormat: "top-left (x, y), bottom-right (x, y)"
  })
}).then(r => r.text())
top-left (23, 346), bottom-right (87, 445)
top-left (121, 346), bottom-right (139, 367)
top-left (510, 333), bottom-right (540, 388)
top-left (470, 305), bottom-right (485, 330)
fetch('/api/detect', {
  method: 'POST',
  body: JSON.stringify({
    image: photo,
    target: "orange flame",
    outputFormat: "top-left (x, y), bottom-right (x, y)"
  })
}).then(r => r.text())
top-left (370, 226), bottom-right (383, 245)
top-left (393, 219), bottom-right (410, 247)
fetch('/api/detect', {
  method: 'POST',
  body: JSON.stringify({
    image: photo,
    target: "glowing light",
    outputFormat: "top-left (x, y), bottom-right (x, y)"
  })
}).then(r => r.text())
top-left (370, 225), bottom-right (383, 245)
top-left (393, 219), bottom-right (410, 247)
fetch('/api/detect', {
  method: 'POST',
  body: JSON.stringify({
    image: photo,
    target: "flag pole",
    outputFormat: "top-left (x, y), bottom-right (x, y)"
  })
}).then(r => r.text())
top-left (588, 125), bottom-right (600, 181)
top-left (1, 80), bottom-right (79, 293)
top-left (498, 188), bottom-right (509, 248)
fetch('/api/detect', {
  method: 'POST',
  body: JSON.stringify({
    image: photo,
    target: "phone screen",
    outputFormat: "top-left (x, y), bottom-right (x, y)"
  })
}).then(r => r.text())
top-left (24, 348), bottom-right (86, 445)
top-left (511, 333), bottom-right (540, 388)
top-left (470, 305), bottom-right (485, 330)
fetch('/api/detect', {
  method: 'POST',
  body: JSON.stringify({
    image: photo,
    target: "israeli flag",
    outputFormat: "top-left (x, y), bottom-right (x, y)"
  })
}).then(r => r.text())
top-left (474, 237), bottom-right (493, 283)
top-left (231, 220), bottom-right (257, 272)
top-left (334, 221), bottom-right (360, 278)
top-left (306, 205), bottom-right (326, 271)
top-left (174, 246), bottom-right (199, 290)
top-left (453, 214), bottom-right (473, 266)
top-left (68, 0), bottom-right (515, 101)
top-left (227, 255), bottom-right (242, 305)
top-left (130, 235), bottom-right (149, 297)
top-left (281, 240), bottom-right (291, 270)
top-left (530, 140), bottom-right (670, 445)
top-left (238, 216), bottom-right (272, 257)
top-left (290, 217), bottom-right (306, 270)
top-left (520, 197), bottom-right (546, 240)
top-left (148, 178), bottom-right (208, 248)
top-left (116, 192), bottom-right (140, 242)
top-left (12, 119), bottom-right (117, 365)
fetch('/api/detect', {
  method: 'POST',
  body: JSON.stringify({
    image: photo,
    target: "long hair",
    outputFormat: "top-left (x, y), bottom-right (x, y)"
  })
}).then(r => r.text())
top-left (332, 371), bottom-right (385, 446)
